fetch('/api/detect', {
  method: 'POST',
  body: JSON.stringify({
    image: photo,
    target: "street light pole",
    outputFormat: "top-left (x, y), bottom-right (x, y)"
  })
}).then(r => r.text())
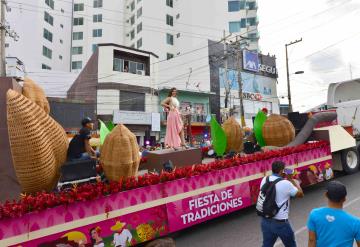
top-left (285, 38), bottom-right (302, 113)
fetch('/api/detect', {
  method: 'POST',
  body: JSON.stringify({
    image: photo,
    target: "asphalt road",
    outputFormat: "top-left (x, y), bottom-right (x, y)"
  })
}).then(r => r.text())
top-left (174, 171), bottom-right (360, 247)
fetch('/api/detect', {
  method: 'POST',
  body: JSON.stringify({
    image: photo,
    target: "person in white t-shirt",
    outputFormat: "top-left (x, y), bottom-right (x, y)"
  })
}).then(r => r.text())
top-left (111, 221), bottom-right (133, 247)
top-left (260, 161), bottom-right (304, 247)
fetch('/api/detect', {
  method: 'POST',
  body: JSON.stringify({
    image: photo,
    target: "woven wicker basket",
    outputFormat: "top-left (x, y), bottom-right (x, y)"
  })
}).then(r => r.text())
top-left (22, 77), bottom-right (50, 114)
top-left (262, 114), bottom-right (295, 147)
top-left (101, 124), bottom-right (140, 181)
top-left (222, 117), bottom-right (243, 152)
top-left (7, 89), bottom-right (68, 193)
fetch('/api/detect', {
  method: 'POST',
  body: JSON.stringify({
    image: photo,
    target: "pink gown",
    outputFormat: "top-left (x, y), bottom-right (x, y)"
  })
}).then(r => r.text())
top-left (165, 97), bottom-right (183, 148)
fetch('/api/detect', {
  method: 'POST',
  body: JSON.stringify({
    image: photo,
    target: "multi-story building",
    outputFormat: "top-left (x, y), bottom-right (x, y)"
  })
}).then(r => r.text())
top-left (6, 0), bottom-right (259, 73)
top-left (6, 0), bottom-right (73, 72)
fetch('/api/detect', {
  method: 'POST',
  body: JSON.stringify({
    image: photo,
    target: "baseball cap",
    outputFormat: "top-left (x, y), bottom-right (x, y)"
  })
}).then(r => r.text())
top-left (81, 117), bottom-right (93, 127)
top-left (326, 181), bottom-right (347, 202)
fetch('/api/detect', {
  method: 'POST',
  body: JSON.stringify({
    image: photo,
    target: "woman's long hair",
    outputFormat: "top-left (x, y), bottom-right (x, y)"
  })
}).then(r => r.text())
top-left (168, 87), bottom-right (177, 97)
top-left (89, 227), bottom-right (96, 244)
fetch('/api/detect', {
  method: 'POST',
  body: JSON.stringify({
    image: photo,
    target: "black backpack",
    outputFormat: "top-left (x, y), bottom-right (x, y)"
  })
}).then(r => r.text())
top-left (256, 176), bottom-right (285, 218)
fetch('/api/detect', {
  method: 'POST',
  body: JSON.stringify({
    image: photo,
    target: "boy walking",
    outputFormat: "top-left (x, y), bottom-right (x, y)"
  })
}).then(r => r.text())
top-left (307, 181), bottom-right (360, 247)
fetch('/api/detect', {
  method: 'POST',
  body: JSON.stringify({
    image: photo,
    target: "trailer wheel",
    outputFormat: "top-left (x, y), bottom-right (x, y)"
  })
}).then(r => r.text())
top-left (341, 148), bottom-right (360, 174)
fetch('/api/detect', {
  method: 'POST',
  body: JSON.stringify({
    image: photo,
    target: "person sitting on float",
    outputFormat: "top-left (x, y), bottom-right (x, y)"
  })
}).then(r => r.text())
top-left (67, 117), bottom-right (99, 161)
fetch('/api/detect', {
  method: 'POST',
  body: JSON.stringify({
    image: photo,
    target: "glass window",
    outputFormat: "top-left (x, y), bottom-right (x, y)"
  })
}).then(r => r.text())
top-left (137, 0), bottom-right (142, 2)
top-left (137, 22), bottom-right (142, 33)
top-left (73, 32), bottom-right (83, 40)
top-left (92, 29), bottom-right (102, 37)
top-left (73, 17), bottom-right (84, 26)
top-left (61, 8), bottom-right (64, 13)
top-left (137, 38), bottom-right (142, 48)
top-left (246, 1), bottom-right (257, 10)
top-left (137, 7), bottom-right (142, 18)
top-left (42, 64), bottom-right (51, 70)
top-left (129, 61), bottom-right (137, 74)
top-left (167, 53), bottom-right (174, 60)
top-left (60, 24), bottom-right (64, 28)
top-left (247, 17), bottom-right (257, 26)
top-left (119, 91), bottom-right (145, 112)
top-left (92, 44), bottom-right (98, 53)
top-left (45, 0), bottom-right (54, 9)
top-left (166, 33), bottom-right (174, 45)
top-left (228, 1), bottom-right (246, 12)
top-left (74, 3), bottom-right (84, 11)
top-left (176, 13), bottom-right (180, 19)
top-left (93, 14), bottom-right (102, 22)
top-left (43, 28), bottom-right (53, 42)
top-left (229, 21), bottom-right (242, 33)
top-left (42, 46), bottom-right (52, 59)
top-left (137, 63), bottom-right (144, 71)
top-left (176, 33), bottom-right (180, 38)
top-left (94, 0), bottom-right (103, 8)
top-left (71, 46), bottom-right (83, 55)
top-left (113, 58), bottom-right (124, 72)
top-left (44, 12), bottom-right (53, 26)
top-left (166, 0), bottom-right (173, 8)
top-left (130, 15), bottom-right (135, 25)
top-left (130, 1), bottom-right (135, 11)
top-left (60, 39), bottom-right (63, 44)
top-left (72, 61), bottom-right (82, 70)
top-left (130, 44), bottom-right (135, 48)
top-left (130, 29), bottom-right (135, 40)
top-left (59, 55), bottom-right (63, 60)
top-left (248, 33), bottom-right (259, 41)
top-left (166, 14), bottom-right (173, 26)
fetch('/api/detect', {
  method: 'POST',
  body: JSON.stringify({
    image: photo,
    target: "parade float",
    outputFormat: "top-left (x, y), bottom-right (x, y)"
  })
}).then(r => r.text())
top-left (0, 78), bottom-right (358, 247)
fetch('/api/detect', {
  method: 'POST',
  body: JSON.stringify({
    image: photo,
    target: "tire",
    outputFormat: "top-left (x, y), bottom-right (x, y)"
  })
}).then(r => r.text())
top-left (341, 148), bottom-right (360, 174)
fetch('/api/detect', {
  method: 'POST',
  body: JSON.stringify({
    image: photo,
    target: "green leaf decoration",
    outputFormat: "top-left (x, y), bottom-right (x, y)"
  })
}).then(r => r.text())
top-left (99, 119), bottom-right (110, 145)
top-left (254, 111), bottom-right (267, 147)
top-left (210, 115), bottom-right (227, 156)
top-left (106, 120), bottom-right (115, 131)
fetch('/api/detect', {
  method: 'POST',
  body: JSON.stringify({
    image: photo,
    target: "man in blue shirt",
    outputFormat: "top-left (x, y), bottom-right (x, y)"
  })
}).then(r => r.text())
top-left (307, 181), bottom-right (360, 247)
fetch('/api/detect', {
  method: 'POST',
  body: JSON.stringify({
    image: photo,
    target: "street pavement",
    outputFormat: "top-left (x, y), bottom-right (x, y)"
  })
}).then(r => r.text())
top-left (174, 171), bottom-right (360, 247)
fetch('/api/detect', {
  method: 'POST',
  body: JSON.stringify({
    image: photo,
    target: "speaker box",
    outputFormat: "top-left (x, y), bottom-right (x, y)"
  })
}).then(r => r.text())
top-left (244, 141), bottom-right (255, 154)
top-left (59, 159), bottom-right (97, 182)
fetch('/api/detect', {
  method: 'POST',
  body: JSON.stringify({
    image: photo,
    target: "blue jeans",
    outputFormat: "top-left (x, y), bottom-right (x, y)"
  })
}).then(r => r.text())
top-left (261, 218), bottom-right (296, 247)
top-left (71, 151), bottom-right (100, 161)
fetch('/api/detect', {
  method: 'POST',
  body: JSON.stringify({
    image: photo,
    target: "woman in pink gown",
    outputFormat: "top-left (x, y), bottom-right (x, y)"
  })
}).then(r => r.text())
top-left (161, 88), bottom-right (187, 149)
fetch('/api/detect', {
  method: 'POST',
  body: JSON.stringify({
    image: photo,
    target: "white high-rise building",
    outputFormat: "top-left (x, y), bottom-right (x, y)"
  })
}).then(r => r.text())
top-left (6, 0), bottom-right (259, 73)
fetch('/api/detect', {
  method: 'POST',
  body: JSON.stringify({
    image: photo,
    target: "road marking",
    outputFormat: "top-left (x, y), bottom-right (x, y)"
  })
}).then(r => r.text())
top-left (274, 195), bottom-right (360, 246)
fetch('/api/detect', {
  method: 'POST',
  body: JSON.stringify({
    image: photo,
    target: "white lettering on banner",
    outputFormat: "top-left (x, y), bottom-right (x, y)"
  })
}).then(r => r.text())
top-left (259, 64), bottom-right (277, 74)
top-left (180, 189), bottom-right (243, 225)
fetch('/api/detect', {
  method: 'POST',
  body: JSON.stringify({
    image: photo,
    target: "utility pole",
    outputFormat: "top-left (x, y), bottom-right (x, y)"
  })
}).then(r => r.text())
top-left (223, 30), bottom-right (229, 109)
top-left (0, 0), bottom-right (18, 77)
top-left (285, 38), bottom-right (302, 113)
top-left (235, 36), bottom-right (246, 127)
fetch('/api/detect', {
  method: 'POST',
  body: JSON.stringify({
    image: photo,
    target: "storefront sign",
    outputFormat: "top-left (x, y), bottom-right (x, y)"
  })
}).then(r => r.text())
top-left (166, 183), bottom-right (252, 232)
top-left (242, 92), bottom-right (262, 101)
top-left (243, 50), bottom-right (277, 75)
top-left (113, 111), bottom-right (160, 132)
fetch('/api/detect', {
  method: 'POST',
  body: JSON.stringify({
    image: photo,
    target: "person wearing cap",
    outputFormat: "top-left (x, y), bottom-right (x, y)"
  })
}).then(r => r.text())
top-left (67, 117), bottom-right (98, 161)
top-left (111, 221), bottom-right (133, 247)
top-left (307, 181), bottom-right (360, 247)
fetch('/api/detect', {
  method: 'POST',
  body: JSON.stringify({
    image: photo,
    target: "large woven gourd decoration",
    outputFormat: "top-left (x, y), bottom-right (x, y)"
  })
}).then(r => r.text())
top-left (22, 77), bottom-right (50, 114)
top-left (101, 124), bottom-right (140, 181)
top-left (6, 90), bottom-right (68, 193)
top-left (262, 114), bottom-right (295, 147)
top-left (222, 117), bottom-right (243, 152)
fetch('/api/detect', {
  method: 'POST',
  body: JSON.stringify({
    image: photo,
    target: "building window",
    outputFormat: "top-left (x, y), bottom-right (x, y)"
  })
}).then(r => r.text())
top-left (93, 14), bottom-right (102, 22)
top-left (73, 32), bottom-right (83, 40)
top-left (137, 38), bottom-right (142, 48)
top-left (120, 60), bottom-right (145, 74)
top-left (248, 32), bottom-right (259, 41)
top-left (73, 17), bottom-right (84, 26)
top-left (130, 1), bottom-right (135, 11)
top-left (137, 0), bottom-right (141, 3)
top-left (130, 15), bottom-right (135, 25)
top-left (44, 12), bottom-right (53, 26)
top-left (74, 3), bottom-right (84, 11)
top-left (61, 8), bottom-right (64, 13)
top-left (59, 55), bottom-right (63, 60)
top-left (167, 53), bottom-right (174, 60)
top-left (92, 44), bottom-right (98, 53)
top-left (93, 0), bottom-right (103, 8)
top-left (60, 39), bottom-right (63, 44)
top-left (166, 33), bottom-right (174, 45)
top-left (137, 7), bottom-right (142, 18)
top-left (166, 0), bottom-right (173, 7)
top-left (166, 14), bottom-right (173, 26)
top-left (42, 64), bottom-right (51, 70)
top-left (45, 0), bottom-right (54, 9)
top-left (60, 24), bottom-right (64, 28)
top-left (43, 28), bottom-right (53, 42)
top-left (228, 1), bottom-right (245, 12)
top-left (229, 19), bottom-right (246, 32)
top-left (247, 17), bottom-right (258, 26)
top-left (72, 46), bottom-right (83, 55)
top-left (176, 33), bottom-right (180, 38)
top-left (113, 58), bottom-right (124, 72)
top-left (72, 61), bottom-right (82, 70)
top-left (120, 91), bottom-right (145, 111)
top-left (137, 22), bottom-right (142, 33)
top-left (130, 29), bottom-right (135, 40)
top-left (93, 29), bottom-right (102, 37)
top-left (246, 1), bottom-right (257, 10)
top-left (42, 46), bottom-right (52, 59)
top-left (176, 13), bottom-right (180, 19)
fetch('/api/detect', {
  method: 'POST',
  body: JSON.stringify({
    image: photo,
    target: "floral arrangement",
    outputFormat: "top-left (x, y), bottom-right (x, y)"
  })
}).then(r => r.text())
top-left (0, 141), bottom-right (329, 220)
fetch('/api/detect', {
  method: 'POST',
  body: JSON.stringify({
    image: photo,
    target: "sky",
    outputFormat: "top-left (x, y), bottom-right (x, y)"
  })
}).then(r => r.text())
top-left (257, 0), bottom-right (360, 111)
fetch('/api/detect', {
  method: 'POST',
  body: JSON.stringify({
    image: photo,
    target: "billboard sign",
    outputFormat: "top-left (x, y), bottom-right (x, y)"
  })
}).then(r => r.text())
top-left (242, 50), bottom-right (277, 75)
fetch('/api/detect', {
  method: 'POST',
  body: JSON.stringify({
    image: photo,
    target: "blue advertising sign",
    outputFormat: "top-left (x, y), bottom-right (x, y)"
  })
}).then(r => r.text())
top-left (243, 50), bottom-right (259, 73)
